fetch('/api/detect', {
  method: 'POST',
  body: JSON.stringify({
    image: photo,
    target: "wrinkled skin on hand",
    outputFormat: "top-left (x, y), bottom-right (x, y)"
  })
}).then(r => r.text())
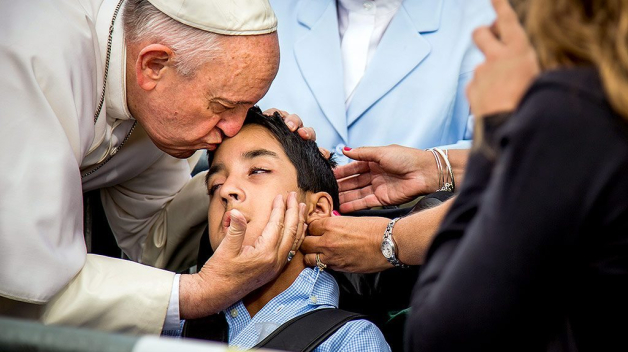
top-left (179, 193), bottom-right (307, 319)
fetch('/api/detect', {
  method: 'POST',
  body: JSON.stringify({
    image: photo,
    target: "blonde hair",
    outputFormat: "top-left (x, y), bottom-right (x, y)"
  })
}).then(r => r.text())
top-left (526, 0), bottom-right (628, 120)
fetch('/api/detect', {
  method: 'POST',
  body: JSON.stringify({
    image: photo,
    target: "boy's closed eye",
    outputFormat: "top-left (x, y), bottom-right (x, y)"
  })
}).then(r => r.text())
top-left (249, 167), bottom-right (271, 175)
top-left (207, 167), bottom-right (273, 196)
top-left (208, 183), bottom-right (222, 196)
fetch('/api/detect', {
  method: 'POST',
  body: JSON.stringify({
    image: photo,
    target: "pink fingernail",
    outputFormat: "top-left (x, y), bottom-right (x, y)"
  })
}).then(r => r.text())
top-left (332, 210), bottom-right (341, 216)
top-left (343, 146), bottom-right (352, 151)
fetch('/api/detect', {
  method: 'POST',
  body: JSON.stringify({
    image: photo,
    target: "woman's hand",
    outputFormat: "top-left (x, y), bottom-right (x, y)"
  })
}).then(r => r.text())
top-left (302, 215), bottom-right (392, 273)
top-left (335, 145), bottom-right (468, 213)
top-left (466, 0), bottom-right (540, 119)
top-left (303, 201), bottom-right (452, 273)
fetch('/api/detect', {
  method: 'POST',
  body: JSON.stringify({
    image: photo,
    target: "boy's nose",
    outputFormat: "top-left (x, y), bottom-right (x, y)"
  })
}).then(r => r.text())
top-left (219, 181), bottom-right (245, 205)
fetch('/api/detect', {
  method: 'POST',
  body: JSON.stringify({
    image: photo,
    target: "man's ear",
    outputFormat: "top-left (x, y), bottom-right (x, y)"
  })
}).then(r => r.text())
top-left (306, 192), bottom-right (334, 224)
top-left (135, 44), bottom-right (175, 91)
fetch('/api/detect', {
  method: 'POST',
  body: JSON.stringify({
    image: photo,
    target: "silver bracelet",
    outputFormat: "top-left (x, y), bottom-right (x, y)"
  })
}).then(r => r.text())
top-left (434, 147), bottom-right (455, 192)
top-left (427, 148), bottom-right (444, 191)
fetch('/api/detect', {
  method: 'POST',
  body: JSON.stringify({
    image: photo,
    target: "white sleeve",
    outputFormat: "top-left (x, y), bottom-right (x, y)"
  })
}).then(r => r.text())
top-left (42, 255), bottom-right (174, 334)
top-left (163, 274), bottom-right (182, 331)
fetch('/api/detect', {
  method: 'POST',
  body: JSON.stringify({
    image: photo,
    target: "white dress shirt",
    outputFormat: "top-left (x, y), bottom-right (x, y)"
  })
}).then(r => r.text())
top-left (337, 0), bottom-right (403, 106)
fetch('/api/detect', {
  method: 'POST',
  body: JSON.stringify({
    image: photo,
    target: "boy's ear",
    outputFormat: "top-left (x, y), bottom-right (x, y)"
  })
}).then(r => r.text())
top-left (306, 192), bottom-right (333, 224)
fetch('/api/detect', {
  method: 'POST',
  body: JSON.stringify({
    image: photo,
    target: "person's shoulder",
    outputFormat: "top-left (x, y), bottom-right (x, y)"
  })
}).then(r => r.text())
top-left (316, 318), bottom-right (391, 352)
top-left (529, 67), bottom-right (607, 102)
top-left (510, 67), bottom-right (620, 137)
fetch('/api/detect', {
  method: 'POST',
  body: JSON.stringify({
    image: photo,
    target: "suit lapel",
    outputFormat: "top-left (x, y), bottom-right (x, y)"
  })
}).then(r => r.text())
top-left (346, 0), bottom-right (443, 126)
top-left (294, 0), bottom-right (348, 143)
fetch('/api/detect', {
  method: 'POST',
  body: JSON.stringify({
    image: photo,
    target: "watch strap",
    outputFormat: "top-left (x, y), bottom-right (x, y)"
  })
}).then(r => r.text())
top-left (382, 217), bottom-right (409, 269)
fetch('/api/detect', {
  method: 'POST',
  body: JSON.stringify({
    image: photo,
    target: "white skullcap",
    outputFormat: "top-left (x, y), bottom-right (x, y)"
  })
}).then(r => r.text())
top-left (146, 0), bottom-right (277, 35)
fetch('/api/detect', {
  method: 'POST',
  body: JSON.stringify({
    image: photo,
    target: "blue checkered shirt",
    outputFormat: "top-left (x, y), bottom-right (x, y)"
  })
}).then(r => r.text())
top-left (223, 267), bottom-right (391, 351)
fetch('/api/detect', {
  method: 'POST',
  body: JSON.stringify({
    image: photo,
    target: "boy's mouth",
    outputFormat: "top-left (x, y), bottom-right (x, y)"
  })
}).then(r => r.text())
top-left (220, 209), bottom-right (251, 230)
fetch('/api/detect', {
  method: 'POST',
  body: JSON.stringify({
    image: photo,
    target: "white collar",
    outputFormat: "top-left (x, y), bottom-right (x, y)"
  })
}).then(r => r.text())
top-left (337, 0), bottom-right (403, 15)
top-left (96, 0), bottom-right (133, 122)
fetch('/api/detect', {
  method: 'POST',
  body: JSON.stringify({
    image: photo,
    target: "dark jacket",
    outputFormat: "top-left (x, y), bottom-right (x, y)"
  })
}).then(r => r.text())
top-left (406, 68), bottom-right (628, 351)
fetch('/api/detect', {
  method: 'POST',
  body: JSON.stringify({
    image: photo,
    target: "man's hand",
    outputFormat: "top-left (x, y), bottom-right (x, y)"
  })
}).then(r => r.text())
top-left (466, 0), bottom-right (540, 119)
top-left (335, 145), bottom-right (464, 213)
top-left (179, 192), bottom-right (307, 319)
top-left (263, 108), bottom-right (316, 141)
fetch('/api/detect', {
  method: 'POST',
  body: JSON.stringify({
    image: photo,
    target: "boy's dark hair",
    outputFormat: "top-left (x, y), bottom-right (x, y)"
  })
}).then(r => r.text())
top-left (207, 106), bottom-right (340, 210)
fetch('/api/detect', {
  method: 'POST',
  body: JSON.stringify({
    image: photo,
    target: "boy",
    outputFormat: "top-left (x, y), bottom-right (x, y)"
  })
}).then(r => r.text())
top-left (203, 107), bottom-right (391, 351)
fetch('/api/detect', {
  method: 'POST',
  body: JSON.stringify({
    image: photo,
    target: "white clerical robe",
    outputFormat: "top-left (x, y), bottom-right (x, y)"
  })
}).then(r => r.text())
top-left (0, 0), bottom-right (208, 334)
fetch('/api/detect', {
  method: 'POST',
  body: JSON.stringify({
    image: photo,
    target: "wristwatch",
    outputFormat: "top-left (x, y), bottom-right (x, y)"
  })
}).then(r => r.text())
top-left (381, 217), bottom-right (409, 268)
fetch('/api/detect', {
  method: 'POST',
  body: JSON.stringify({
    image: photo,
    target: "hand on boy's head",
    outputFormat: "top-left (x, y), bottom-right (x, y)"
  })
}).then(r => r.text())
top-left (318, 147), bottom-right (331, 160)
top-left (263, 107), bottom-right (317, 141)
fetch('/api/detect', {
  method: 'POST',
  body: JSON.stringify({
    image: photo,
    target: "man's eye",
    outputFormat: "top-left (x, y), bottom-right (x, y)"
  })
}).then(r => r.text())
top-left (208, 184), bottom-right (222, 196)
top-left (249, 168), bottom-right (270, 175)
top-left (209, 102), bottom-right (235, 113)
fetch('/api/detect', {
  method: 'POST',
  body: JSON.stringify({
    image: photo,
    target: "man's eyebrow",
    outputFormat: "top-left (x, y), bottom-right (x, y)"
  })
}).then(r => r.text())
top-left (211, 97), bottom-right (255, 106)
top-left (243, 149), bottom-right (279, 160)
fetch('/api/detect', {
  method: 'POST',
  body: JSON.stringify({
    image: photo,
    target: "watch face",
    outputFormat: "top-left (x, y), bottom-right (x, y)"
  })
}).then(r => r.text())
top-left (381, 240), bottom-right (394, 259)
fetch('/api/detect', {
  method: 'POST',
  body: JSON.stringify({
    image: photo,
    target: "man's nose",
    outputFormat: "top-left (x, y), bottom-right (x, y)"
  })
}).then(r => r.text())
top-left (216, 112), bottom-right (247, 138)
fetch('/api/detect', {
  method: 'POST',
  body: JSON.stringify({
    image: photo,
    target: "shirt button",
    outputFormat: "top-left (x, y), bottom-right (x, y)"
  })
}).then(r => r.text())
top-left (230, 308), bottom-right (238, 318)
top-left (310, 295), bottom-right (318, 304)
top-left (363, 1), bottom-right (373, 10)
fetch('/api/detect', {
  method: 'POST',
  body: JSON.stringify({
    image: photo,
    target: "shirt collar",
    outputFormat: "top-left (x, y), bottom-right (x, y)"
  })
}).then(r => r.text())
top-left (224, 267), bottom-right (339, 348)
top-left (337, 0), bottom-right (403, 15)
top-left (96, 0), bottom-right (133, 121)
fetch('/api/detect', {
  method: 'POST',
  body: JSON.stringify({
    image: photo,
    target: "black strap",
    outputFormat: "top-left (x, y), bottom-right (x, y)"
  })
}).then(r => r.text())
top-left (254, 308), bottom-right (366, 352)
top-left (182, 313), bottom-right (228, 343)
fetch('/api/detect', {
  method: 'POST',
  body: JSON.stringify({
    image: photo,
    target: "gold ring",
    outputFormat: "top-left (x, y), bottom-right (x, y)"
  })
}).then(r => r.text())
top-left (315, 253), bottom-right (327, 271)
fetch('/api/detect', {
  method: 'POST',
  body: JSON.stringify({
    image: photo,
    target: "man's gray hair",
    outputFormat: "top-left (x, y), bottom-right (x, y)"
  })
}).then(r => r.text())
top-left (123, 0), bottom-right (222, 76)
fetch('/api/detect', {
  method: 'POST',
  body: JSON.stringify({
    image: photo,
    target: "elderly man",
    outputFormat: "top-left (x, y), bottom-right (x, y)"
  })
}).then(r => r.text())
top-left (0, 0), bottom-right (312, 335)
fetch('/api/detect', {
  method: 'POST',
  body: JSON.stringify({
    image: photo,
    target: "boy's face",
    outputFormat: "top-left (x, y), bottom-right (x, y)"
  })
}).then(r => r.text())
top-left (206, 124), bottom-right (303, 250)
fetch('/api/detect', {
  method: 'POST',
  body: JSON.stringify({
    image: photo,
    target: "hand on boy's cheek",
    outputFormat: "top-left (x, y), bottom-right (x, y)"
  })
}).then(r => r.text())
top-left (223, 209), bottom-right (247, 238)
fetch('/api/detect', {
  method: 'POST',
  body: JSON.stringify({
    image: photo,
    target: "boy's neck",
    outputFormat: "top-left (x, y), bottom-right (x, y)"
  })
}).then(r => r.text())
top-left (243, 252), bottom-right (306, 318)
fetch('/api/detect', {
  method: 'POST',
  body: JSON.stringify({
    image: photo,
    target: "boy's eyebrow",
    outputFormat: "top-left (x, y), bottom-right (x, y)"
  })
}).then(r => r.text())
top-left (243, 149), bottom-right (279, 160)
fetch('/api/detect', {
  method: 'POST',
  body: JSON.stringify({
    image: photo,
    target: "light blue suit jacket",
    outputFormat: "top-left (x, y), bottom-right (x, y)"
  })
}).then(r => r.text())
top-left (259, 0), bottom-right (495, 161)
